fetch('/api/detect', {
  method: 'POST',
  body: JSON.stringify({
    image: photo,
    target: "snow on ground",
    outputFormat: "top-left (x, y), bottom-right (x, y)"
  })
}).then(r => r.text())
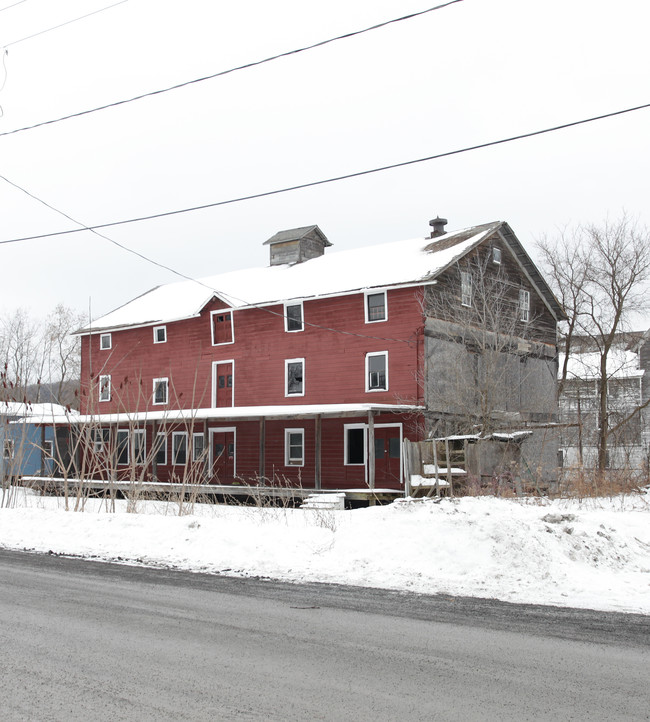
top-left (0, 489), bottom-right (649, 615)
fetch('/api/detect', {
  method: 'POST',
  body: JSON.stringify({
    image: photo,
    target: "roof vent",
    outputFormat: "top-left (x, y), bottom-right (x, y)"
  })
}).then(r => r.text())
top-left (264, 225), bottom-right (331, 267)
top-left (429, 216), bottom-right (448, 238)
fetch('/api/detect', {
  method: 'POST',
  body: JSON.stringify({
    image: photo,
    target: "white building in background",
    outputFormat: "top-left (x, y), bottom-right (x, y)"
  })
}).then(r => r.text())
top-left (558, 331), bottom-right (650, 470)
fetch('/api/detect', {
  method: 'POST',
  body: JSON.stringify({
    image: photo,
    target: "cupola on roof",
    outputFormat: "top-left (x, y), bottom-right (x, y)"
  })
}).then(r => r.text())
top-left (263, 225), bottom-right (332, 266)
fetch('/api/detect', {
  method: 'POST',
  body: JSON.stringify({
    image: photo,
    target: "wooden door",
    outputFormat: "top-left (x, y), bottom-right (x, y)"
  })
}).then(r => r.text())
top-left (373, 427), bottom-right (402, 488)
top-left (211, 430), bottom-right (235, 483)
top-left (214, 362), bottom-right (233, 407)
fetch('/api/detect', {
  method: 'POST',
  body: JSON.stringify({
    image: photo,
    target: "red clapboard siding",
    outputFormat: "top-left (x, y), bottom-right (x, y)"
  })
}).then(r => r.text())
top-left (80, 287), bottom-right (425, 414)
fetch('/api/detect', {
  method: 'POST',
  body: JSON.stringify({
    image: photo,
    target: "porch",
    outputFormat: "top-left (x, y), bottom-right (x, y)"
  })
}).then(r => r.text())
top-left (42, 402), bottom-right (422, 499)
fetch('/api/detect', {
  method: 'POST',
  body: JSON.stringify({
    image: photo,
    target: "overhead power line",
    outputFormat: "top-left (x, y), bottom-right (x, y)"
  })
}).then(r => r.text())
top-left (1, 100), bottom-right (649, 247)
top-left (0, 0), bottom-right (463, 138)
top-left (0, 172), bottom-right (415, 345)
top-left (0, 1), bottom-right (28, 13)
top-left (0, 1), bottom-right (28, 12)
top-left (2, 0), bottom-right (128, 48)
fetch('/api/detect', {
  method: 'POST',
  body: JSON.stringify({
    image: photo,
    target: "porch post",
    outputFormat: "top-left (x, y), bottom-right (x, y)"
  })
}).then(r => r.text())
top-left (259, 417), bottom-right (266, 481)
top-left (314, 415), bottom-right (322, 490)
top-left (203, 419), bottom-right (209, 480)
top-left (152, 420), bottom-right (158, 481)
top-left (40, 424), bottom-right (46, 477)
top-left (368, 410), bottom-right (375, 490)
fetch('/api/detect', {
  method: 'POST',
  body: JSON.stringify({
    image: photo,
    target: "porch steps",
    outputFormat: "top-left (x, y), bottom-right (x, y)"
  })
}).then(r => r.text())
top-left (300, 493), bottom-right (346, 510)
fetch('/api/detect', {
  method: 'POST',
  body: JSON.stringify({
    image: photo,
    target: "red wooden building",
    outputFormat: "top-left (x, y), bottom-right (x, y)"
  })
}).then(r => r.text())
top-left (72, 219), bottom-right (564, 498)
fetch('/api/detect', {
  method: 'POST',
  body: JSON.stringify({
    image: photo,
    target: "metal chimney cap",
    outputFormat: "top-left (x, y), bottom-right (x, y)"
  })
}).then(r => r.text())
top-left (429, 216), bottom-right (448, 238)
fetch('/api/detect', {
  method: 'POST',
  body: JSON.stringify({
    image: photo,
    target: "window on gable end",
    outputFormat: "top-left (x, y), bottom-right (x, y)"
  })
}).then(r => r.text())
top-left (153, 325), bottom-right (167, 344)
top-left (492, 247), bottom-right (502, 264)
top-left (285, 302), bottom-right (304, 332)
top-left (365, 291), bottom-right (387, 323)
top-left (286, 359), bottom-right (304, 396)
top-left (366, 352), bottom-right (388, 392)
top-left (461, 271), bottom-right (472, 307)
top-left (211, 310), bottom-right (234, 345)
top-left (519, 289), bottom-right (531, 322)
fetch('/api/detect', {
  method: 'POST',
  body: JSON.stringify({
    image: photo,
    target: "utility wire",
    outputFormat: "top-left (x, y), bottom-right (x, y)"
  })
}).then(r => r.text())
top-left (0, 173), bottom-right (416, 345)
top-left (2, 0), bottom-right (128, 48)
top-left (0, 1), bottom-right (463, 137)
top-left (2, 100), bottom-right (649, 247)
top-left (0, 1), bottom-right (28, 12)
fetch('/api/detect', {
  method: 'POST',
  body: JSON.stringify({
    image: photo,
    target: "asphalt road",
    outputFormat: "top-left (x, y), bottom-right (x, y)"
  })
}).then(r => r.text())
top-left (0, 548), bottom-right (648, 721)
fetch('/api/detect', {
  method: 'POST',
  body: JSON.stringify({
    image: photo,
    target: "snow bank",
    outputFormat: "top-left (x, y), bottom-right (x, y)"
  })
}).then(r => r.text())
top-left (0, 491), bottom-right (648, 614)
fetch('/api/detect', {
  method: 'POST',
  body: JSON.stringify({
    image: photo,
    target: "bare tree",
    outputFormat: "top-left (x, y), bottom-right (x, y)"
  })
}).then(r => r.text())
top-left (0, 305), bottom-right (84, 407)
top-left (538, 214), bottom-right (650, 472)
top-left (44, 304), bottom-right (85, 407)
top-left (423, 250), bottom-right (548, 435)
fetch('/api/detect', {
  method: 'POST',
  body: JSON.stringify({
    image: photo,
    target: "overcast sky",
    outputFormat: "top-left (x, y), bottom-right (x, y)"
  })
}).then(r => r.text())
top-left (0, 0), bottom-right (648, 323)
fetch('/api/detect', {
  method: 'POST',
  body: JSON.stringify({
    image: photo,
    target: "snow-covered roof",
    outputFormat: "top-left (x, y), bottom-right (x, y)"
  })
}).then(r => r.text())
top-left (46, 402), bottom-right (422, 425)
top-left (490, 431), bottom-right (534, 442)
top-left (0, 402), bottom-right (78, 421)
top-left (560, 348), bottom-right (644, 381)
top-left (79, 222), bottom-right (501, 333)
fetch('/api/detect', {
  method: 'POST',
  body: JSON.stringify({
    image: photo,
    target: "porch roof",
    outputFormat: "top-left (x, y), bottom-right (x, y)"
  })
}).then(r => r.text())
top-left (45, 402), bottom-right (423, 425)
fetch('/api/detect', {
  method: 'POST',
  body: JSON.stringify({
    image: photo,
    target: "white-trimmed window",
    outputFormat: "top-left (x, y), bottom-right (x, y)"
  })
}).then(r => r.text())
top-left (492, 247), bottom-right (502, 264)
top-left (155, 433), bottom-right (167, 466)
top-left (461, 271), bottom-right (472, 307)
top-left (284, 302), bottom-right (304, 332)
top-left (193, 433), bottom-right (205, 462)
top-left (365, 291), bottom-right (387, 323)
top-left (365, 352), bottom-right (388, 392)
top-left (99, 375), bottom-right (111, 402)
top-left (117, 430), bottom-right (129, 465)
top-left (133, 430), bottom-right (146, 465)
top-left (92, 428), bottom-right (110, 453)
top-left (285, 358), bottom-right (305, 396)
top-left (153, 378), bottom-right (168, 405)
top-left (210, 310), bottom-right (234, 345)
top-left (344, 424), bottom-right (366, 465)
top-left (100, 333), bottom-right (112, 350)
top-left (153, 325), bottom-right (167, 344)
top-left (285, 428), bottom-right (304, 466)
top-left (172, 432), bottom-right (188, 465)
top-left (519, 289), bottom-right (531, 322)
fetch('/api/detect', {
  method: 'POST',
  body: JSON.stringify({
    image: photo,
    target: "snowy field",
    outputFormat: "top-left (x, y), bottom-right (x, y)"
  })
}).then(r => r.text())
top-left (0, 489), bottom-right (649, 615)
